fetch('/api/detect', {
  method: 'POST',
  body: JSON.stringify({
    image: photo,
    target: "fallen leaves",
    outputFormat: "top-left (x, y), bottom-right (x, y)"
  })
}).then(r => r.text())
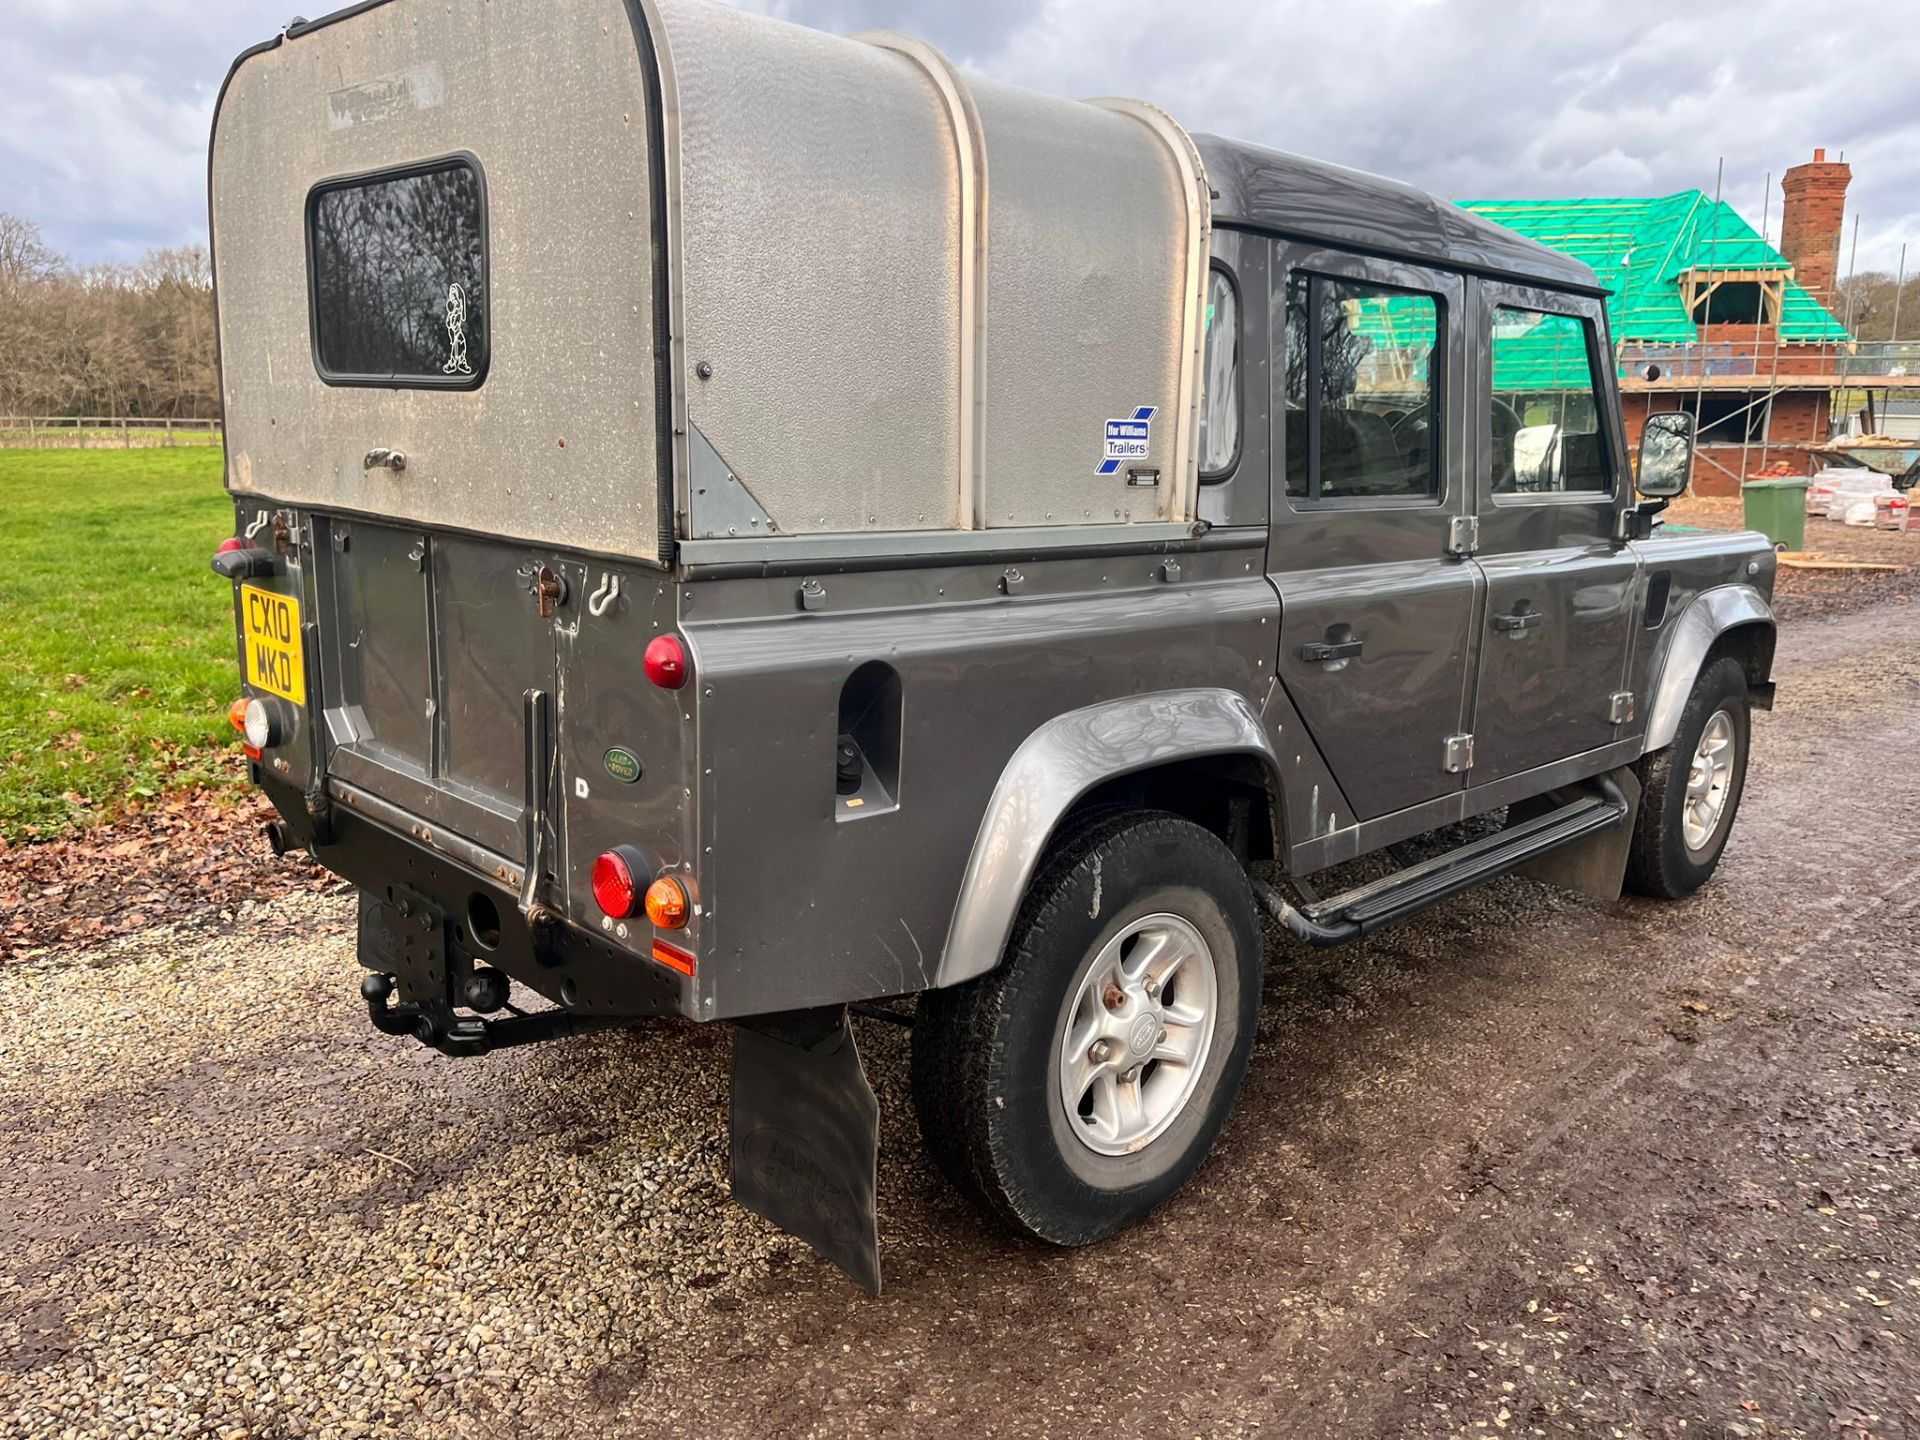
top-left (0, 785), bottom-right (342, 963)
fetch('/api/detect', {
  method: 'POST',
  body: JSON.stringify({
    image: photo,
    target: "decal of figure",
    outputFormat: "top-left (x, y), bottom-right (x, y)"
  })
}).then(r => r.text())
top-left (443, 282), bottom-right (472, 376)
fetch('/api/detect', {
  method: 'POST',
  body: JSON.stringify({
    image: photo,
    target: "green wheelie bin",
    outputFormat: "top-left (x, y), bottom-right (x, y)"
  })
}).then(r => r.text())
top-left (1741, 476), bottom-right (1809, 551)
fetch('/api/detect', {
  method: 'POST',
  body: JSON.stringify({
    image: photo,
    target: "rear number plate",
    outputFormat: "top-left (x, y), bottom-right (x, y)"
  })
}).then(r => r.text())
top-left (241, 584), bottom-right (305, 704)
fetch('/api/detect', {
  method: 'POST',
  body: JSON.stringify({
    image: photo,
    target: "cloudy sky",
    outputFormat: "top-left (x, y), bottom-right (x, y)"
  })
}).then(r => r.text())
top-left (3, 0), bottom-right (1915, 275)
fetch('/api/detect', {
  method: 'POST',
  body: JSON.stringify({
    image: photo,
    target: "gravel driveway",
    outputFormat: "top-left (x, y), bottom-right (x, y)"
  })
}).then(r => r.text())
top-left (3, 600), bottom-right (1917, 1439)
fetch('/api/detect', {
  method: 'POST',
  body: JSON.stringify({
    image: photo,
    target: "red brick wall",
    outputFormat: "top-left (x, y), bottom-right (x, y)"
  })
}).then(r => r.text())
top-left (1685, 329), bottom-right (1838, 377)
top-left (1760, 391), bottom-right (1829, 446)
top-left (1622, 390), bottom-right (1830, 496)
top-left (1696, 323), bottom-right (1779, 346)
top-left (1779, 150), bottom-right (1850, 311)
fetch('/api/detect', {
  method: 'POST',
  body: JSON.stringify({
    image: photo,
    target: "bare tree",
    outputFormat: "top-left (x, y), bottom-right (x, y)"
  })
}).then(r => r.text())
top-left (0, 213), bottom-right (60, 296)
top-left (1836, 270), bottom-right (1920, 342)
top-left (0, 212), bottom-right (220, 417)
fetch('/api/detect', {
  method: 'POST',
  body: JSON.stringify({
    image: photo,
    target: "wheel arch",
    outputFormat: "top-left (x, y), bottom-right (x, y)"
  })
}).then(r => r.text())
top-left (1643, 583), bottom-right (1775, 754)
top-left (932, 689), bottom-right (1284, 989)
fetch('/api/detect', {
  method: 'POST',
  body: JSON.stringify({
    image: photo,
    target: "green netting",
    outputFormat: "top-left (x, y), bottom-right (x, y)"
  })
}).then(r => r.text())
top-left (1330, 193), bottom-right (1848, 392)
top-left (1340, 287), bottom-right (1436, 394)
top-left (1347, 284), bottom-right (1594, 392)
top-left (1488, 307), bottom-right (1598, 392)
top-left (1462, 192), bottom-right (1849, 347)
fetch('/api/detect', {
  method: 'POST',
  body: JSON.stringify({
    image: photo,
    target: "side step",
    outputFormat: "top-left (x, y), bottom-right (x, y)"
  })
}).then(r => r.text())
top-left (1252, 778), bottom-right (1631, 948)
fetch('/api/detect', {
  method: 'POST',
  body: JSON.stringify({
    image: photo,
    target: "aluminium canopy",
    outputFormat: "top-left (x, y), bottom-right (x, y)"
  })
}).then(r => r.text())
top-left (210, 0), bottom-right (1211, 563)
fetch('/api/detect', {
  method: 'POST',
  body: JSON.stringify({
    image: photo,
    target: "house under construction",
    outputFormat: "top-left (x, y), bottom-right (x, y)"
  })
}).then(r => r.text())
top-left (1464, 151), bottom-right (1920, 495)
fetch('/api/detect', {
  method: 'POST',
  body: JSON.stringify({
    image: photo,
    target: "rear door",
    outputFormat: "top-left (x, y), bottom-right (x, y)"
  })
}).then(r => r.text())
top-left (1465, 282), bottom-right (1640, 784)
top-left (317, 521), bottom-right (576, 868)
top-left (1268, 244), bottom-right (1480, 822)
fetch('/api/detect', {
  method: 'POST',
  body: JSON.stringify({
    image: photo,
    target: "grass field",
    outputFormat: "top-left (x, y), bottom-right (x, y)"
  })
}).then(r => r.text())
top-left (0, 448), bottom-right (240, 841)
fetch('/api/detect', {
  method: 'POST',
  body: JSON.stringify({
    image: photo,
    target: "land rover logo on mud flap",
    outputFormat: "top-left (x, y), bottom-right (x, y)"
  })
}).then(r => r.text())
top-left (603, 747), bottom-right (643, 783)
top-left (442, 282), bottom-right (472, 376)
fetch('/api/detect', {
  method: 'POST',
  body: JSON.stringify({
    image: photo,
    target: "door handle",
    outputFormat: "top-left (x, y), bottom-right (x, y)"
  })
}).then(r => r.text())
top-left (1301, 639), bottom-right (1364, 663)
top-left (1493, 609), bottom-right (1543, 634)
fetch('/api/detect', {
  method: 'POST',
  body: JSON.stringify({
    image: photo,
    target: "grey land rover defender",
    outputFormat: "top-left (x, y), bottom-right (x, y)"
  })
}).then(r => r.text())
top-left (209, 0), bottom-right (1776, 1290)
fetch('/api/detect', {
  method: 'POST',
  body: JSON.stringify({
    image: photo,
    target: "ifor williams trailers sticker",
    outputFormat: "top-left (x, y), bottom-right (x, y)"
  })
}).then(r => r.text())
top-left (1097, 405), bottom-right (1156, 475)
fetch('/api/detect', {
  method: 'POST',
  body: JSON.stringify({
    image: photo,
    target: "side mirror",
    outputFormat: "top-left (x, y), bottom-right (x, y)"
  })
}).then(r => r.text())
top-left (1636, 411), bottom-right (1693, 499)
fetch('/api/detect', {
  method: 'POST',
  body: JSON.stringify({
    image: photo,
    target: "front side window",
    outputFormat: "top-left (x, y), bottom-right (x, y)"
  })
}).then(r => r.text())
top-left (1283, 272), bottom-right (1441, 502)
top-left (1197, 267), bottom-right (1240, 477)
top-left (308, 157), bottom-right (488, 386)
top-left (1489, 307), bottom-right (1610, 495)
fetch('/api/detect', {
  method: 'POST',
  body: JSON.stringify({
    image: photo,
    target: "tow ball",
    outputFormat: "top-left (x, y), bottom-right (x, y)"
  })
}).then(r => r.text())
top-left (359, 971), bottom-right (615, 1058)
top-left (360, 971), bottom-right (488, 1055)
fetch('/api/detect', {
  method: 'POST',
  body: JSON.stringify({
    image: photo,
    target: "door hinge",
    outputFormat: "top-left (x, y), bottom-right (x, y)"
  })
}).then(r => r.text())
top-left (1443, 733), bottom-right (1475, 773)
top-left (1608, 690), bottom-right (1636, 724)
top-left (1446, 515), bottom-right (1479, 557)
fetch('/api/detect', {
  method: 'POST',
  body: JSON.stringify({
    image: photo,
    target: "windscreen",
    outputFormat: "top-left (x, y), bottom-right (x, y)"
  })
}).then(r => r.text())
top-left (308, 157), bottom-right (488, 386)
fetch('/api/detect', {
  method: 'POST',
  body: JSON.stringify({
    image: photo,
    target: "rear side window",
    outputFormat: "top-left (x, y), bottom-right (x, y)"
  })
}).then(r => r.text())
top-left (1489, 307), bottom-right (1611, 495)
top-left (1197, 267), bottom-right (1240, 478)
top-left (307, 157), bottom-right (488, 387)
top-left (1283, 272), bottom-right (1442, 503)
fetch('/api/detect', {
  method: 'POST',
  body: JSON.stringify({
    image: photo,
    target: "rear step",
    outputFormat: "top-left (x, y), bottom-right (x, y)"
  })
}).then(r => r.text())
top-left (1252, 778), bottom-right (1630, 948)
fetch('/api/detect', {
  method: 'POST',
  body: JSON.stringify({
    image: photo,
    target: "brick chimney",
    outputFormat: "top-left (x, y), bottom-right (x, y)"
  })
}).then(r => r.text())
top-left (1778, 148), bottom-right (1850, 313)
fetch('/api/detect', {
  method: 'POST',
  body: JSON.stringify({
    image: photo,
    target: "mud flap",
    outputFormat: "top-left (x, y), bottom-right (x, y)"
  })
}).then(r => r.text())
top-left (729, 1007), bottom-right (882, 1294)
top-left (1517, 765), bottom-right (1642, 901)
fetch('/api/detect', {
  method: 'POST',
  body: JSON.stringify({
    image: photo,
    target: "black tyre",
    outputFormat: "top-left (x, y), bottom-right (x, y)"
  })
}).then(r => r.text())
top-left (911, 810), bottom-right (1262, 1245)
top-left (1625, 655), bottom-right (1751, 900)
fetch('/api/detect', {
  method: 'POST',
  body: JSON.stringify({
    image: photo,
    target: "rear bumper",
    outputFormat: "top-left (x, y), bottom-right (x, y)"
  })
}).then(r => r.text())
top-left (258, 772), bottom-right (693, 1024)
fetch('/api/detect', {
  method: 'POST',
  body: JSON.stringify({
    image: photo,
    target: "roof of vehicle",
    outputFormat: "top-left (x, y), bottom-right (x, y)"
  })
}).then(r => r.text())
top-left (1197, 135), bottom-right (1603, 295)
top-left (1459, 193), bottom-right (1849, 344)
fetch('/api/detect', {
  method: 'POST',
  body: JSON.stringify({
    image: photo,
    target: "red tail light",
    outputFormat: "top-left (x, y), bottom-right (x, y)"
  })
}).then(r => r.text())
top-left (217, 536), bottom-right (246, 554)
top-left (643, 634), bottom-right (688, 689)
top-left (591, 849), bottom-right (640, 918)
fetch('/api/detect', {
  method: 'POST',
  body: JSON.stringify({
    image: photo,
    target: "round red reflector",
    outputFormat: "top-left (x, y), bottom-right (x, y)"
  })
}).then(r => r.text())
top-left (591, 850), bottom-right (639, 918)
top-left (217, 537), bottom-right (246, 554)
top-left (643, 634), bottom-right (688, 690)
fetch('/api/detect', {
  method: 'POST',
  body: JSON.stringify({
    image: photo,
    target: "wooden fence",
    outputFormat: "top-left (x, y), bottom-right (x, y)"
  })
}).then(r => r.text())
top-left (0, 416), bottom-right (225, 449)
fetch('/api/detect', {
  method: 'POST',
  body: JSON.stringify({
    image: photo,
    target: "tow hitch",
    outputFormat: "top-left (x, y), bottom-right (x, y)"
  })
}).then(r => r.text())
top-left (355, 885), bottom-right (619, 1057)
top-left (358, 972), bottom-right (618, 1057)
